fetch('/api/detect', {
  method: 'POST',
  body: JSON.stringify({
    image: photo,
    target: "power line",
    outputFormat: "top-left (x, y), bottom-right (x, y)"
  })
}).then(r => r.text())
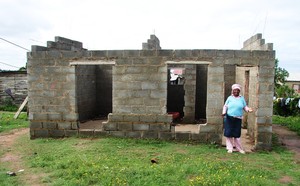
top-left (0, 61), bottom-right (20, 69)
top-left (0, 37), bottom-right (30, 51)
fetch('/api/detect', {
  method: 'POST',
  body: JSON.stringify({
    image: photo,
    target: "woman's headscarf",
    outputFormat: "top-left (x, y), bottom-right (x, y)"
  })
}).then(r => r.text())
top-left (231, 84), bottom-right (242, 95)
top-left (231, 84), bottom-right (241, 91)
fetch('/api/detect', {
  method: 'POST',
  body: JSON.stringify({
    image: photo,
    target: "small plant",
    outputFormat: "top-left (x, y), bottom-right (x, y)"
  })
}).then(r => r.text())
top-left (273, 115), bottom-right (300, 136)
top-left (0, 98), bottom-right (18, 112)
top-left (0, 112), bottom-right (28, 133)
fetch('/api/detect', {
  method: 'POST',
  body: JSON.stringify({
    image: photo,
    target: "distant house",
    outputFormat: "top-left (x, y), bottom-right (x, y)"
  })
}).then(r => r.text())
top-left (286, 80), bottom-right (300, 95)
top-left (0, 71), bottom-right (27, 106)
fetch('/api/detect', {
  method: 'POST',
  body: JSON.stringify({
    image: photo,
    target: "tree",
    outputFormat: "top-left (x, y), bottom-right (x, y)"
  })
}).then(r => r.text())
top-left (274, 59), bottom-right (297, 98)
top-left (275, 85), bottom-right (296, 98)
top-left (274, 59), bottom-right (289, 88)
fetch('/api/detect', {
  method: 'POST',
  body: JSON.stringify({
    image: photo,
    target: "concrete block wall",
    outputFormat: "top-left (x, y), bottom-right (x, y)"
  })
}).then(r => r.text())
top-left (96, 65), bottom-right (113, 116)
top-left (27, 35), bottom-right (275, 149)
top-left (183, 64), bottom-right (196, 123)
top-left (28, 37), bottom-right (84, 138)
top-left (242, 33), bottom-right (273, 51)
top-left (239, 34), bottom-right (275, 150)
top-left (76, 65), bottom-right (97, 121)
top-left (0, 71), bottom-right (27, 106)
top-left (142, 35), bottom-right (161, 50)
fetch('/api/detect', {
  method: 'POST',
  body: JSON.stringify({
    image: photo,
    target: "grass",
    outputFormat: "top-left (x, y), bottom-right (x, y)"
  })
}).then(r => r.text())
top-left (4, 134), bottom-right (298, 186)
top-left (0, 113), bottom-right (300, 185)
top-left (272, 115), bottom-right (300, 136)
top-left (0, 112), bottom-right (28, 133)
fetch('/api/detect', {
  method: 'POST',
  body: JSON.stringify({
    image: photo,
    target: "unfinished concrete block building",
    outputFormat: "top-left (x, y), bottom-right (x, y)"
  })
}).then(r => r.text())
top-left (28, 33), bottom-right (275, 150)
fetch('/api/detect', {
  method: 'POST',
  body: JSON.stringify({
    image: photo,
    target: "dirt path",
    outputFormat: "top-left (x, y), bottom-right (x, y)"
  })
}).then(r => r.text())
top-left (0, 128), bottom-right (46, 186)
top-left (272, 124), bottom-right (300, 164)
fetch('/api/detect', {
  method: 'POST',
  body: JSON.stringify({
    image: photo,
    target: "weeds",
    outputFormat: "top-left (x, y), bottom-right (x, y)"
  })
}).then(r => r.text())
top-left (0, 112), bottom-right (28, 133)
top-left (273, 115), bottom-right (300, 136)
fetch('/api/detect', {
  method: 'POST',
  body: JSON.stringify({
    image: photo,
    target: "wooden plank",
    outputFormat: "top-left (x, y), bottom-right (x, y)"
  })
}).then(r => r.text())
top-left (14, 96), bottom-right (28, 119)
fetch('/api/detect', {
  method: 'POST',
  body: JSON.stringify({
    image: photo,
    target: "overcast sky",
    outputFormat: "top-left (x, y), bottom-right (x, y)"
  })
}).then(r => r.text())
top-left (1, 0), bottom-right (299, 80)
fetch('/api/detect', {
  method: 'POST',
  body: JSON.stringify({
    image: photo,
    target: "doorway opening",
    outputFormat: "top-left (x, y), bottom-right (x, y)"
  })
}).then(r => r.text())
top-left (167, 63), bottom-right (208, 124)
top-left (75, 65), bottom-right (113, 129)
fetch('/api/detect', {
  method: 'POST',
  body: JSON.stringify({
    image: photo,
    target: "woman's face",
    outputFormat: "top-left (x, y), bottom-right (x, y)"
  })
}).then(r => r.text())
top-left (233, 89), bottom-right (240, 97)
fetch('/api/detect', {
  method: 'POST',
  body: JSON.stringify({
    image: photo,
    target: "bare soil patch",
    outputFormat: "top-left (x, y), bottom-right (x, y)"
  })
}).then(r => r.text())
top-left (272, 124), bottom-right (300, 164)
top-left (0, 128), bottom-right (47, 186)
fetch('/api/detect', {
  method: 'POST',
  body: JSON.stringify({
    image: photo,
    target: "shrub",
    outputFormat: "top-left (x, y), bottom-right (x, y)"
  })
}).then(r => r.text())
top-left (273, 97), bottom-right (300, 116)
top-left (0, 98), bottom-right (18, 112)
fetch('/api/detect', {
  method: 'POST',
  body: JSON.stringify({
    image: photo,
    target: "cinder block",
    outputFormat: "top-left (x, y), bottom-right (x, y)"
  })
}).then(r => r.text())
top-left (124, 114), bottom-right (140, 122)
top-left (33, 113), bottom-right (48, 120)
top-left (72, 122), bottom-right (79, 129)
top-left (142, 131), bottom-right (158, 139)
top-left (109, 131), bottom-right (126, 137)
top-left (175, 132), bottom-right (190, 140)
top-left (107, 50), bottom-right (124, 57)
top-left (79, 129), bottom-right (94, 137)
top-left (118, 123), bottom-right (133, 131)
top-left (108, 113), bottom-right (124, 122)
top-left (30, 122), bottom-right (42, 129)
top-left (133, 124), bottom-right (149, 131)
top-left (103, 122), bottom-right (117, 131)
top-left (139, 115), bottom-right (157, 123)
top-left (141, 82), bottom-right (158, 90)
top-left (65, 130), bottom-right (78, 137)
top-left (174, 50), bottom-right (192, 58)
top-left (43, 122), bottom-right (57, 129)
top-left (63, 114), bottom-right (78, 121)
top-left (123, 50), bottom-right (140, 57)
top-left (49, 130), bottom-right (65, 138)
top-left (90, 50), bottom-right (107, 57)
top-left (157, 115), bottom-right (172, 123)
top-left (157, 50), bottom-right (173, 57)
top-left (58, 122), bottom-right (72, 130)
top-left (149, 123), bottom-right (171, 131)
top-left (94, 130), bottom-right (108, 137)
top-left (159, 132), bottom-right (174, 140)
top-left (191, 133), bottom-right (208, 142)
top-left (34, 129), bottom-right (49, 138)
top-left (199, 50), bottom-right (217, 58)
top-left (127, 131), bottom-right (142, 138)
top-left (48, 113), bottom-right (62, 121)
top-left (257, 125), bottom-right (272, 133)
top-left (207, 133), bottom-right (222, 144)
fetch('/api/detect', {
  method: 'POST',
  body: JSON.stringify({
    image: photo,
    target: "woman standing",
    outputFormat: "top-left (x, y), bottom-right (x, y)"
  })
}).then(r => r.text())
top-left (221, 84), bottom-right (253, 154)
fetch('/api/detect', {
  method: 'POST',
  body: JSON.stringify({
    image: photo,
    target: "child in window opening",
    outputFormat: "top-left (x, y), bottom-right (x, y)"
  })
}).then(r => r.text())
top-left (221, 84), bottom-right (253, 154)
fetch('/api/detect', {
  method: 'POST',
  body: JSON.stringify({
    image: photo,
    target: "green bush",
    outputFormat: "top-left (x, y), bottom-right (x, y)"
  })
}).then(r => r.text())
top-left (273, 97), bottom-right (300, 116)
top-left (0, 98), bottom-right (18, 112)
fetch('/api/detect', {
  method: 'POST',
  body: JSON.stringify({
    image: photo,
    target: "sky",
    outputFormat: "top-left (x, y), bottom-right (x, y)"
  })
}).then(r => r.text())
top-left (0, 0), bottom-right (299, 80)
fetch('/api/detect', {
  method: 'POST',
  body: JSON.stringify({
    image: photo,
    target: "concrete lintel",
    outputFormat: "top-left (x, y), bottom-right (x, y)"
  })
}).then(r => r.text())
top-left (165, 61), bottom-right (211, 65)
top-left (69, 60), bottom-right (116, 66)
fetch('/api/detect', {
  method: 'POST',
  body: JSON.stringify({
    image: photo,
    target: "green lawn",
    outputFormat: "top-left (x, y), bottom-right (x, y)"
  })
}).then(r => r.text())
top-left (0, 112), bottom-right (28, 133)
top-left (273, 115), bottom-right (300, 136)
top-left (1, 113), bottom-right (300, 185)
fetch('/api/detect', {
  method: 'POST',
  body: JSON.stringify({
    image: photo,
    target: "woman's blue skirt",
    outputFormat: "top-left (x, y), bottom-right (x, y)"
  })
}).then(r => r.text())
top-left (224, 114), bottom-right (242, 138)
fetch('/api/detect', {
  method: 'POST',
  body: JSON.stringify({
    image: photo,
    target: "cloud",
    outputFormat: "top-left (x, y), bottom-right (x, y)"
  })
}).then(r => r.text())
top-left (0, 0), bottom-right (300, 80)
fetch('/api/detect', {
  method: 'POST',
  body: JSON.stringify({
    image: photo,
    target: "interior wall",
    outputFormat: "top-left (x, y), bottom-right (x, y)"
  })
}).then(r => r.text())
top-left (236, 66), bottom-right (258, 139)
top-left (224, 64), bottom-right (236, 100)
top-left (195, 65), bottom-right (208, 120)
top-left (96, 65), bottom-right (113, 117)
top-left (76, 65), bottom-right (97, 121)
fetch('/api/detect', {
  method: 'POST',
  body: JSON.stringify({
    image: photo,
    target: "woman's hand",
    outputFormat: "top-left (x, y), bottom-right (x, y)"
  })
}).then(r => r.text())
top-left (248, 108), bottom-right (253, 113)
